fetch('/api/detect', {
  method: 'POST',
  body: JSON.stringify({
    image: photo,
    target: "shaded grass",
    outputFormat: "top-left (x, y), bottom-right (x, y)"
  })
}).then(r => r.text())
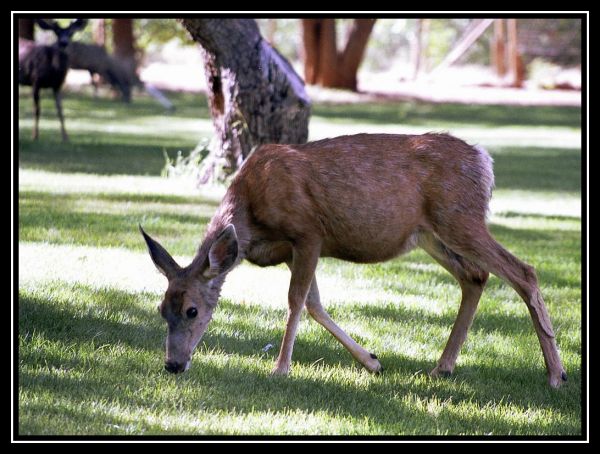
top-left (312, 101), bottom-right (582, 129)
top-left (492, 146), bottom-right (581, 193)
top-left (18, 88), bottom-right (210, 176)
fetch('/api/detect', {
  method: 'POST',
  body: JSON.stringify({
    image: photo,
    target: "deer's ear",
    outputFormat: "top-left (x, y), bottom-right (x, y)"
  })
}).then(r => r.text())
top-left (139, 225), bottom-right (181, 279)
top-left (203, 224), bottom-right (238, 280)
top-left (36, 19), bottom-right (58, 31)
top-left (70, 19), bottom-right (87, 31)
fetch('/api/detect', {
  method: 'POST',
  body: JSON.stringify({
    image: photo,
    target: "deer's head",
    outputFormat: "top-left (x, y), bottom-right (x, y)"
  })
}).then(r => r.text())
top-left (139, 225), bottom-right (238, 373)
top-left (36, 19), bottom-right (87, 49)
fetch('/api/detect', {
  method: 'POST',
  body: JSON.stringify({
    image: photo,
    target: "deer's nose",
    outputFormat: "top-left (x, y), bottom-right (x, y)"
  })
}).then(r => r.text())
top-left (165, 361), bottom-right (185, 374)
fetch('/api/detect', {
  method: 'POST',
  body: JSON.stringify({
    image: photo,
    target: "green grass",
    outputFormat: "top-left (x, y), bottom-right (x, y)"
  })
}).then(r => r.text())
top-left (17, 87), bottom-right (583, 437)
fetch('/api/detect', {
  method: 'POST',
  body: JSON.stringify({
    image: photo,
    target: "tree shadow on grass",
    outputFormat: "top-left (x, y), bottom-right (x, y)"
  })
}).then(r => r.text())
top-left (491, 147), bottom-right (581, 193)
top-left (18, 87), bottom-right (211, 122)
top-left (19, 289), bottom-right (164, 353)
top-left (19, 190), bottom-right (221, 209)
top-left (18, 136), bottom-right (198, 176)
top-left (312, 102), bottom-right (582, 129)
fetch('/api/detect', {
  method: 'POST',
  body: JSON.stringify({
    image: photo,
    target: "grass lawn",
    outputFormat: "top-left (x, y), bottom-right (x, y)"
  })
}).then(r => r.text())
top-left (16, 86), bottom-right (583, 437)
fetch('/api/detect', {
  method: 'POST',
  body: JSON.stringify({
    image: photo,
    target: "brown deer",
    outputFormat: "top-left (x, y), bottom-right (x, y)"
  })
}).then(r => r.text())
top-left (18, 19), bottom-right (87, 141)
top-left (65, 42), bottom-right (133, 103)
top-left (140, 133), bottom-right (567, 388)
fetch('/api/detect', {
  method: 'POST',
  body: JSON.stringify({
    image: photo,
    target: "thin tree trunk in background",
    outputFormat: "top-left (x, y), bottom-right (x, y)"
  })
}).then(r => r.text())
top-left (112, 18), bottom-right (137, 76)
top-left (507, 18), bottom-right (524, 87)
top-left (18, 19), bottom-right (35, 40)
top-left (337, 19), bottom-right (376, 90)
top-left (302, 19), bottom-right (320, 84)
top-left (492, 19), bottom-right (506, 76)
top-left (411, 19), bottom-right (424, 80)
top-left (301, 18), bottom-right (376, 91)
top-left (316, 19), bottom-right (338, 87)
top-left (93, 19), bottom-right (106, 46)
top-left (181, 18), bottom-right (311, 184)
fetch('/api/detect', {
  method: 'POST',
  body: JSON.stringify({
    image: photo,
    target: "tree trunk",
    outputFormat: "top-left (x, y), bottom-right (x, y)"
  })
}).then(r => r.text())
top-left (507, 19), bottom-right (524, 88)
top-left (491, 19), bottom-right (507, 77)
top-left (337, 19), bottom-right (376, 89)
top-left (301, 18), bottom-right (376, 91)
top-left (181, 19), bottom-right (311, 184)
top-left (18, 18), bottom-right (35, 40)
top-left (301, 19), bottom-right (320, 84)
top-left (112, 19), bottom-right (137, 76)
top-left (316, 19), bottom-right (338, 87)
top-left (411, 19), bottom-right (429, 79)
top-left (93, 18), bottom-right (106, 46)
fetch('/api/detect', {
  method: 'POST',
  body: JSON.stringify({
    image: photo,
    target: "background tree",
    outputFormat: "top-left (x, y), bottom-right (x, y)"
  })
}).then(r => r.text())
top-left (301, 18), bottom-right (376, 91)
top-left (181, 18), bottom-right (311, 184)
top-left (18, 18), bottom-right (35, 40)
top-left (112, 19), bottom-right (137, 79)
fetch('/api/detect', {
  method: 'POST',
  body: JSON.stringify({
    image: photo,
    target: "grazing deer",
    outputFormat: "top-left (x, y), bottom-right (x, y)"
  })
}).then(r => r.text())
top-left (18, 19), bottom-right (87, 141)
top-left (140, 133), bottom-right (567, 388)
top-left (65, 42), bottom-right (133, 103)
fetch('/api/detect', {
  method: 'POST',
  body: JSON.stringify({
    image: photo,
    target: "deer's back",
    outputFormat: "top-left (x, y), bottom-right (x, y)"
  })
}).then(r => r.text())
top-left (233, 133), bottom-right (494, 262)
top-left (66, 42), bottom-right (108, 72)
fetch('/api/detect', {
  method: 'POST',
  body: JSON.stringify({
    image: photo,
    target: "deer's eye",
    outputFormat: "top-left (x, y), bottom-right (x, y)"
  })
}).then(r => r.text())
top-left (186, 307), bottom-right (198, 319)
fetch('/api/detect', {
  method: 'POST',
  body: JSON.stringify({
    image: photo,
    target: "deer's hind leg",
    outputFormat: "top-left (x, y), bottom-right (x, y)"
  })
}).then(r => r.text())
top-left (418, 231), bottom-right (489, 377)
top-left (430, 217), bottom-right (566, 388)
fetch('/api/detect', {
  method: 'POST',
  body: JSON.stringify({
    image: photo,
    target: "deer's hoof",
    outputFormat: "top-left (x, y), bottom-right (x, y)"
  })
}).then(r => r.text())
top-left (549, 370), bottom-right (567, 389)
top-left (364, 354), bottom-right (383, 374)
top-left (270, 365), bottom-right (290, 377)
top-left (430, 365), bottom-right (453, 378)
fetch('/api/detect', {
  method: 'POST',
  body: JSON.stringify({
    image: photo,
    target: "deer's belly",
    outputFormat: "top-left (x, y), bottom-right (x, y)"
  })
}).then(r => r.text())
top-left (321, 231), bottom-right (419, 264)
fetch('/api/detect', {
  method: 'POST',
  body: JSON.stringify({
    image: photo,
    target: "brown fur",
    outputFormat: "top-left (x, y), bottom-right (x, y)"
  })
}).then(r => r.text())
top-left (142, 133), bottom-right (566, 387)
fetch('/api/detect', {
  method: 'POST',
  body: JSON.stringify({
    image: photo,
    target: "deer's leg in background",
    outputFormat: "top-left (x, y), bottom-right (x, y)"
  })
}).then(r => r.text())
top-left (89, 70), bottom-right (99, 97)
top-left (418, 231), bottom-right (488, 377)
top-left (32, 85), bottom-right (40, 140)
top-left (53, 87), bottom-right (68, 142)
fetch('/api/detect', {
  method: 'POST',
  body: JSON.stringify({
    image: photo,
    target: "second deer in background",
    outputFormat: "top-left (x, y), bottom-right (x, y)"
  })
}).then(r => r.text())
top-left (18, 19), bottom-right (87, 142)
top-left (66, 42), bottom-right (135, 103)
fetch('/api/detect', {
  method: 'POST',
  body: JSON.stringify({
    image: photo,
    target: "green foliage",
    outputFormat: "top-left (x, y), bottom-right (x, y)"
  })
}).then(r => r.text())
top-left (161, 139), bottom-right (211, 179)
top-left (17, 87), bottom-right (582, 436)
top-left (256, 19), bottom-right (301, 64)
top-left (137, 19), bottom-right (190, 46)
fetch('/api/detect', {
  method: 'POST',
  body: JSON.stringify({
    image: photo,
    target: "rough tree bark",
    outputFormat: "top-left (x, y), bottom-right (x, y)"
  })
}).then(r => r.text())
top-left (301, 18), bottom-right (376, 91)
top-left (181, 19), bottom-right (311, 184)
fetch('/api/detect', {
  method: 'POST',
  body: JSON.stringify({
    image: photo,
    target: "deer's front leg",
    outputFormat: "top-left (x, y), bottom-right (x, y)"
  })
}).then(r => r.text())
top-left (271, 240), bottom-right (321, 376)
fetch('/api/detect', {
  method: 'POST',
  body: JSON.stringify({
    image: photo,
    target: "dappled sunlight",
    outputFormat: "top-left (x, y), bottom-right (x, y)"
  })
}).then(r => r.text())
top-left (490, 212), bottom-right (581, 231)
top-left (19, 168), bottom-right (225, 198)
top-left (490, 190), bottom-right (581, 217)
top-left (19, 242), bottom-right (180, 294)
top-left (310, 118), bottom-right (580, 149)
